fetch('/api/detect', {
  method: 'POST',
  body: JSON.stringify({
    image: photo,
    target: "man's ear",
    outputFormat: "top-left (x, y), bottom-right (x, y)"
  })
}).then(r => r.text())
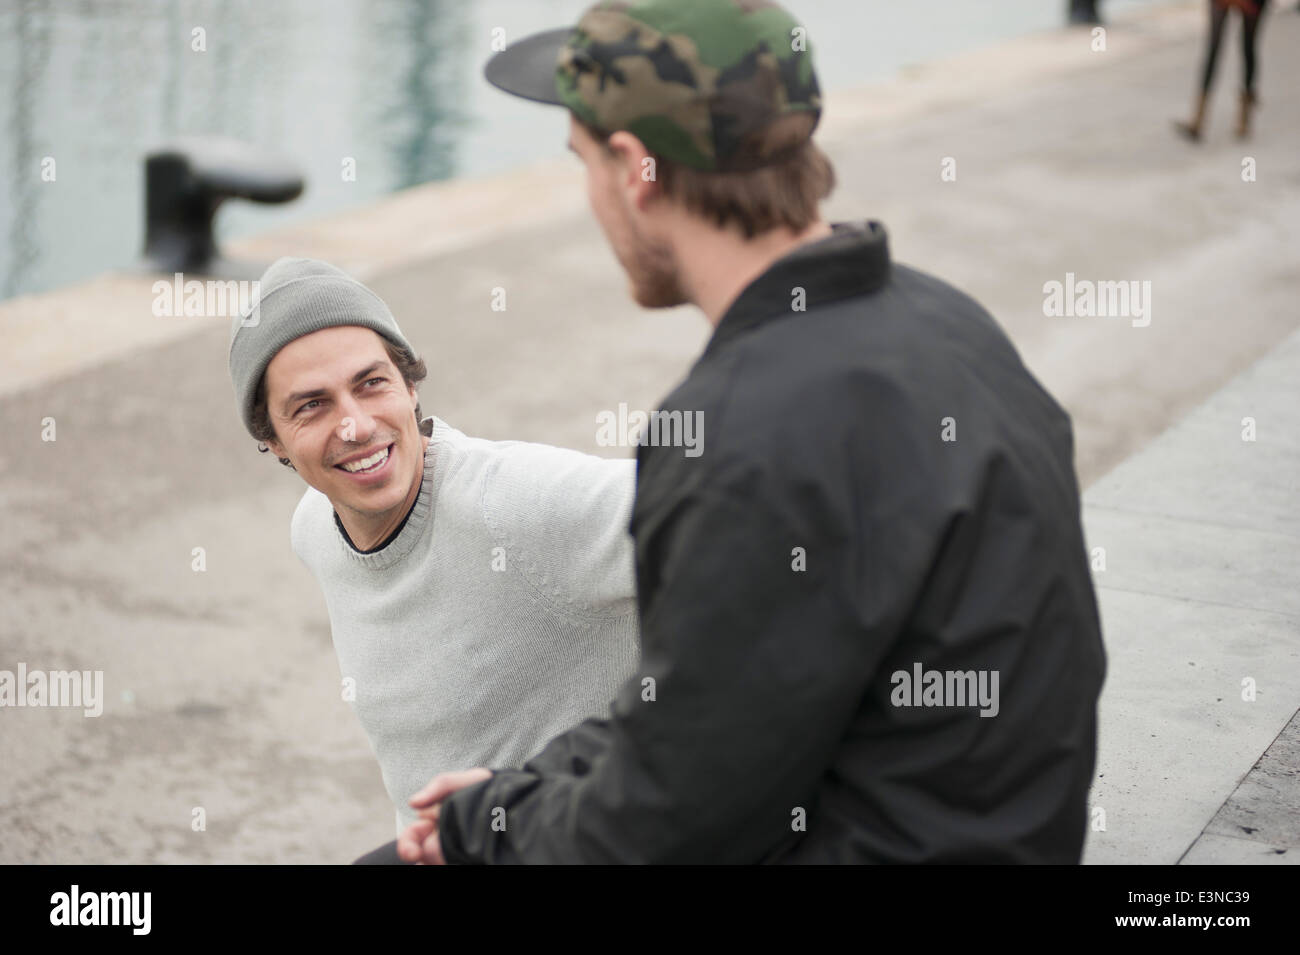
top-left (263, 414), bottom-right (287, 459)
top-left (265, 435), bottom-right (287, 459)
top-left (607, 130), bottom-right (659, 211)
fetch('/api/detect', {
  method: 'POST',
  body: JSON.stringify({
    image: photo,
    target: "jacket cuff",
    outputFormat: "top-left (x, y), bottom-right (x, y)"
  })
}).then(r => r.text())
top-left (439, 771), bottom-right (497, 864)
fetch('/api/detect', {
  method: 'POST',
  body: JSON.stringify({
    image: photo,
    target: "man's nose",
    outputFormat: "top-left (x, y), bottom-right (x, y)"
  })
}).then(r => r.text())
top-left (335, 394), bottom-right (377, 444)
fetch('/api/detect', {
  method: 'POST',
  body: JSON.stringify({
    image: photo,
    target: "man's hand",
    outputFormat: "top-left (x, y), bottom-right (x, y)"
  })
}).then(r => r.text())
top-left (396, 768), bottom-right (493, 864)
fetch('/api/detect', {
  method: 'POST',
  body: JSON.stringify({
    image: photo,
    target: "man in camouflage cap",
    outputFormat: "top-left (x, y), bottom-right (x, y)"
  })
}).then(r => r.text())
top-left (486, 0), bottom-right (823, 173)
top-left (467, 0), bottom-right (840, 323)
top-left (392, 0), bottom-right (1105, 864)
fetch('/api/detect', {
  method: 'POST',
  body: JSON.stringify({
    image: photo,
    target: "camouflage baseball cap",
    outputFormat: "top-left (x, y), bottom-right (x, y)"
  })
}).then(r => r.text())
top-left (484, 0), bottom-right (822, 172)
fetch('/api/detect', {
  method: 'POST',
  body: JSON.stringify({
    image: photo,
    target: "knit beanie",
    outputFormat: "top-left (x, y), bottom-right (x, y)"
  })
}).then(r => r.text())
top-left (228, 257), bottom-right (417, 438)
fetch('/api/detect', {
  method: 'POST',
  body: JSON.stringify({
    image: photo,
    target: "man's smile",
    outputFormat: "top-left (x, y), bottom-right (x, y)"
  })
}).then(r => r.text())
top-left (335, 442), bottom-right (395, 477)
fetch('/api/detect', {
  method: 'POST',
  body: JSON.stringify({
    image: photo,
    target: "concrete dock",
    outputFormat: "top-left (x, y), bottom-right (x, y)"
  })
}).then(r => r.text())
top-left (0, 0), bottom-right (1296, 862)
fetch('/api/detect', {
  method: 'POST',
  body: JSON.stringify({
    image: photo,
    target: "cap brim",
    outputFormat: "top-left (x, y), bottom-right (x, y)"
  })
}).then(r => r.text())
top-left (484, 27), bottom-right (572, 106)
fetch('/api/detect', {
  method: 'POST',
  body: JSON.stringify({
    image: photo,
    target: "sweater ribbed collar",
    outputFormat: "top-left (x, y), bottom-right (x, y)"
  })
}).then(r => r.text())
top-left (334, 416), bottom-right (445, 571)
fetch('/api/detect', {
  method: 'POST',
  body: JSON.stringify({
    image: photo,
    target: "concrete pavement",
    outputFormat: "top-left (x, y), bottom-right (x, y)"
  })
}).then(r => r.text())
top-left (1081, 324), bottom-right (1300, 864)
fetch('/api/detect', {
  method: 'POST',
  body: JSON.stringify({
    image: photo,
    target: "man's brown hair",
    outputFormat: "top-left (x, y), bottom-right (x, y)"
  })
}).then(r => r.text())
top-left (578, 112), bottom-right (836, 239)
top-left (250, 337), bottom-right (428, 470)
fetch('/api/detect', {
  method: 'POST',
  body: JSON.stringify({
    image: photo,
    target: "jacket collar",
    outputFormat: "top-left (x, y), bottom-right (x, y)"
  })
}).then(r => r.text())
top-left (703, 220), bottom-right (891, 358)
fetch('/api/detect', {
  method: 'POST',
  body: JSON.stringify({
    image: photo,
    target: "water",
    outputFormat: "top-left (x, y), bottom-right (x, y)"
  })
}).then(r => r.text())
top-left (0, 0), bottom-right (1156, 302)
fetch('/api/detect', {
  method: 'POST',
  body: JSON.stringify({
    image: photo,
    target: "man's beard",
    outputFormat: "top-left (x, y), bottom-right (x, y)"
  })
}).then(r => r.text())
top-left (622, 219), bottom-right (688, 309)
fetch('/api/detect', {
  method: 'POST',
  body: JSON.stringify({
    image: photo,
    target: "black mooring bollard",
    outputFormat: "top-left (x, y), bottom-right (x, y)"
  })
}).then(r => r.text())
top-left (142, 136), bottom-right (304, 278)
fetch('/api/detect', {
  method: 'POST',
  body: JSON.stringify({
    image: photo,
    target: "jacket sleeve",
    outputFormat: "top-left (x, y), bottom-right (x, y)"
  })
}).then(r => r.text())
top-left (438, 486), bottom-right (893, 864)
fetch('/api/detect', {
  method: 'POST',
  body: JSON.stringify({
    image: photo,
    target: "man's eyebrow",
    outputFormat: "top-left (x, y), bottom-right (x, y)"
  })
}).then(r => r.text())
top-left (281, 361), bottom-right (388, 413)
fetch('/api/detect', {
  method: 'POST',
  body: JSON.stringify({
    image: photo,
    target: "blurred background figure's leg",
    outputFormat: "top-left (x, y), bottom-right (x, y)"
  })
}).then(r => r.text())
top-left (1176, 0), bottom-right (1230, 141)
top-left (1069, 0), bottom-right (1103, 25)
top-left (1237, 0), bottom-right (1269, 137)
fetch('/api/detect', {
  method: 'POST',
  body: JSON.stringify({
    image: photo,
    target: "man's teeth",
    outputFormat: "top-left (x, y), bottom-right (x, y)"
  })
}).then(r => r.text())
top-left (340, 445), bottom-right (390, 473)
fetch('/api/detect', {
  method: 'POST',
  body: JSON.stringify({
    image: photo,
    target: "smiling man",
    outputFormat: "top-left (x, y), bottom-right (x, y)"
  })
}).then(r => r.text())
top-left (227, 257), bottom-right (640, 854)
top-left (263, 324), bottom-right (424, 549)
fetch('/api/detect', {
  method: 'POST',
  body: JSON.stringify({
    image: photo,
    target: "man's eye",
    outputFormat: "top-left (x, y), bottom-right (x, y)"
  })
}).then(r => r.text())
top-left (366, 377), bottom-right (385, 387)
top-left (297, 400), bottom-right (319, 415)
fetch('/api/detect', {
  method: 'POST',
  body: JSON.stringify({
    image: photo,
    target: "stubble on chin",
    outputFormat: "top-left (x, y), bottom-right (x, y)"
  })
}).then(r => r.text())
top-left (627, 232), bottom-right (688, 310)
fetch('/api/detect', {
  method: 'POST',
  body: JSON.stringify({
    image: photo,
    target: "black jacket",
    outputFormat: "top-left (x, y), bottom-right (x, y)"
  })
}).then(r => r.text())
top-left (439, 220), bottom-right (1106, 863)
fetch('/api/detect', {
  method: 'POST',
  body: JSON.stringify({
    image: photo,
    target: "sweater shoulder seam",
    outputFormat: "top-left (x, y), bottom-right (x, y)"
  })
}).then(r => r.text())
top-left (478, 447), bottom-right (638, 624)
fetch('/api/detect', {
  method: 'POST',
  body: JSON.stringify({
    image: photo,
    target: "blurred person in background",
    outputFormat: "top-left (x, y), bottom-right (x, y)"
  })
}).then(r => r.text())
top-left (1069, 0), bottom-right (1103, 25)
top-left (1175, 0), bottom-right (1271, 141)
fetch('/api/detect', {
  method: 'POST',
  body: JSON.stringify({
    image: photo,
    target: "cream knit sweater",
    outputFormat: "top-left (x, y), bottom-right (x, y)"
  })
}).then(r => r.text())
top-left (290, 416), bottom-right (640, 831)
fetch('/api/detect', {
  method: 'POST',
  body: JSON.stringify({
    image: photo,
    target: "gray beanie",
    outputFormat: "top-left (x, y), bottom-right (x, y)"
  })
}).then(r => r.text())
top-left (228, 257), bottom-right (417, 438)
